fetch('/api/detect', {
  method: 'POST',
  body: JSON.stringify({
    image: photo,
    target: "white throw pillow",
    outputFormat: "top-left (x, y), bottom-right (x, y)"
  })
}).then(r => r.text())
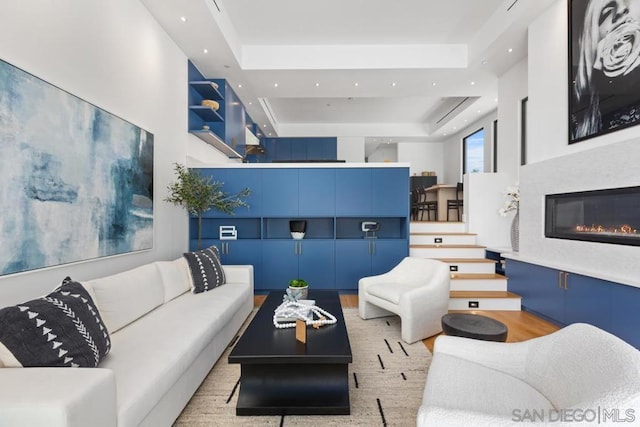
top-left (84, 263), bottom-right (164, 334)
top-left (155, 258), bottom-right (191, 303)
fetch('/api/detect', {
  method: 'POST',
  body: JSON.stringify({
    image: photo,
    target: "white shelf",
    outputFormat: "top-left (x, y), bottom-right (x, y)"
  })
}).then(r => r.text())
top-left (190, 130), bottom-right (243, 159)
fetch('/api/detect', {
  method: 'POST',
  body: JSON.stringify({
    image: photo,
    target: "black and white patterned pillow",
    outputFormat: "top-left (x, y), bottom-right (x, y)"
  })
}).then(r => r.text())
top-left (183, 245), bottom-right (226, 294)
top-left (0, 277), bottom-right (111, 368)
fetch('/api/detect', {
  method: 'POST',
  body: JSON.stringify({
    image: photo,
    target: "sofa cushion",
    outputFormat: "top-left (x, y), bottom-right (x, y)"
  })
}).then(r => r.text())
top-left (183, 246), bottom-right (225, 294)
top-left (155, 258), bottom-right (191, 303)
top-left (366, 282), bottom-right (422, 305)
top-left (0, 277), bottom-right (111, 368)
top-left (83, 263), bottom-right (165, 334)
top-left (100, 280), bottom-right (252, 426)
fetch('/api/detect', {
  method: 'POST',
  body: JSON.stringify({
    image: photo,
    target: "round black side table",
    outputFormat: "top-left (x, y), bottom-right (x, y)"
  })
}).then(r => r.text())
top-left (441, 313), bottom-right (508, 342)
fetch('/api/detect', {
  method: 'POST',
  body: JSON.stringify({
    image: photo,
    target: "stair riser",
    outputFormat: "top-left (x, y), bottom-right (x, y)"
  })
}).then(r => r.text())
top-left (410, 235), bottom-right (477, 245)
top-left (444, 262), bottom-right (496, 274)
top-left (450, 280), bottom-right (507, 291)
top-left (448, 298), bottom-right (522, 311)
top-left (410, 222), bottom-right (466, 233)
top-left (410, 247), bottom-right (486, 258)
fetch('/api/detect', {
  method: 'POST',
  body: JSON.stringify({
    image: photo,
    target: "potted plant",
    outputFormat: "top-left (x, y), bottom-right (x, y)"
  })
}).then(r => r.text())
top-left (164, 163), bottom-right (250, 249)
top-left (288, 278), bottom-right (309, 299)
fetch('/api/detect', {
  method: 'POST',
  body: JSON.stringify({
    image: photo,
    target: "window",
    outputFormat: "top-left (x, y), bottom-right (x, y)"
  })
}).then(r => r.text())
top-left (493, 119), bottom-right (498, 172)
top-left (463, 128), bottom-right (484, 174)
top-left (521, 97), bottom-right (528, 166)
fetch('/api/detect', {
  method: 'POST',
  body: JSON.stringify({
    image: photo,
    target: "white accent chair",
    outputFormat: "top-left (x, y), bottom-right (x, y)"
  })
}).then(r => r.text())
top-left (418, 323), bottom-right (640, 426)
top-left (358, 257), bottom-right (450, 343)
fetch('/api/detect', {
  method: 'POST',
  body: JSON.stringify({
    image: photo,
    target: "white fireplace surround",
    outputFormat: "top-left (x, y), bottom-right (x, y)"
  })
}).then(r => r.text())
top-left (512, 138), bottom-right (640, 289)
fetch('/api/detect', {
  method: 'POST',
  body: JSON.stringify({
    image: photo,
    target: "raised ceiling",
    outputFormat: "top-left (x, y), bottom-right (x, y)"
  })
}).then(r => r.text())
top-left (141, 0), bottom-right (555, 145)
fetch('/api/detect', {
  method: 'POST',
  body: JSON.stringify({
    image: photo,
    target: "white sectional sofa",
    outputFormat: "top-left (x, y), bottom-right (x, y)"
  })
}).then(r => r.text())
top-left (418, 323), bottom-right (640, 426)
top-left (0, 258), bottom-right (254, 427)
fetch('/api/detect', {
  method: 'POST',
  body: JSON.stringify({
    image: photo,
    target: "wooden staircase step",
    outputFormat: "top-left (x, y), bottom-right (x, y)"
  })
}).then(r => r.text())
top-left (448, 291), bottom-right (522, 311)
top-left (450, 273), bottom-right (508, 280)
top-left (410, 232), bottom-right (477, 236)
top-left (435, 258), bottom-right (495, 264)
top-left (410, 244), bottom-right (486, 249)
top-left (450, 291), bottom-right (520, 298)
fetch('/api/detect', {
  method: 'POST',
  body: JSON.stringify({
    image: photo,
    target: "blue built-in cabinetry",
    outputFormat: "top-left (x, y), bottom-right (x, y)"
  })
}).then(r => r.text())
top-left (188, 60), bottom-right (249, 159)
top-left (506, 259), bottom-right (640, 349)
top-left (189, 165), bottom-right (409, 293)
top-left (261, 137), bottom-right (337, 162)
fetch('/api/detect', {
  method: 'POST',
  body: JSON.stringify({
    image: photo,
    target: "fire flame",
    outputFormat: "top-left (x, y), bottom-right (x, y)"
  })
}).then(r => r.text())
top-left (574, 224), bottom-right (638, 234)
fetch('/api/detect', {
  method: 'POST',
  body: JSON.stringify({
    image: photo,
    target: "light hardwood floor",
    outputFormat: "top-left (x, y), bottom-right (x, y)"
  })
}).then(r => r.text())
top-left (254, 294), bottom-right (560, 353)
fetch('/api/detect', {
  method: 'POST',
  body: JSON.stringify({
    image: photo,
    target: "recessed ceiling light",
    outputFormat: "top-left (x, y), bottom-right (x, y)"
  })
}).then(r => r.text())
top-left (470, 81), bottom-right (475, 85)
top-left (508, 48), bottom-right (513, 53)
top-left (274, 83), bottom-right (278, 88)
top-left (464, 119), bottom-right (467, 123)
top-left (432, 82), bottom-right (437, 86)
top-left (238, 84), bottom-right (242, 88)
top-left (391, 82), bottom-right (397, 87)
top-left (180, 16), bottom-right (187, 23)
top-left (494, 97), bottom-right (498, 102)
top-left (263, 124), bottom-right (267, 128)
top-left (453, 126), bottom-right (457, 130)
top-left (354, 82), bottom-right (359, 87)
top-left (477, 109), bottom-right (481, 113)
top-left (268, 133), bottom-right (272, 136)
top-left (203, 48), bottom-right (208, 54)
top-left (248, 102), bottom-right (253, 105)
top-left (315, 82), bottom-right (320, 87)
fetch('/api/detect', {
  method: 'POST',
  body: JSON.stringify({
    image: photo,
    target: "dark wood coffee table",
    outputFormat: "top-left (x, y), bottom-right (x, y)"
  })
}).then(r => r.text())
top-left (228, 290), bottom-right (352, 415)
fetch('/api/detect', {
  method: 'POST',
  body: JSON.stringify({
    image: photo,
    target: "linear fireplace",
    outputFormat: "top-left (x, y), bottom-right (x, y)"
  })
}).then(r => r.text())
top-left (545, 186), bottom-right (640, 246)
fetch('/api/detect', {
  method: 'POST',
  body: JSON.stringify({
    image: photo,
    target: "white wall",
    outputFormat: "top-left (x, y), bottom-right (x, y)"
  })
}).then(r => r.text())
top-left (367, 144), bottom-right (398, 163)
top-left (465, 173), bottom-right (512, 248)
top-left (397, 141), bottom-right (444, 180)
top-left (0, 0), bottom-right (228, 305)
top-left (497, 58), bottom-right (527, 184)
top-left (337, 136), bottom-right (365, 162)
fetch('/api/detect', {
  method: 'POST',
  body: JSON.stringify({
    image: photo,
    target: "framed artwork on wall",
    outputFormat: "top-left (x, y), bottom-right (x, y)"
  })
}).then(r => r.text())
top-left (569, 0), bottom-right (640, 144)
top-left (0, 58), bottom-right (154, 276)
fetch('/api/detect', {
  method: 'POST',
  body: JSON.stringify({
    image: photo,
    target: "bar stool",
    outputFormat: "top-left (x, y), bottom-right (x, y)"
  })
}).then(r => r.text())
top-left (417, 187), bottom-right (438, 221)
top-left (446, 182), bottom-right (463, 221)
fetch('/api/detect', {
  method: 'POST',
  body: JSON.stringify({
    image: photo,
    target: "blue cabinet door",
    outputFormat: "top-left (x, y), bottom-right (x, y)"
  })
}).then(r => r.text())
top-left (275, 138), bottom-right (293, 160)
top-left (262, 169), bottom-right (299, 216)
top-left (322, 138), bottom-right (337, 160)
top-left (335, 240), bottom-right (373, 291)
top-left (505, 260), bottom-right (533, 308)
top-left (306, 140), bottom-right (323, 160)
top-left (223, 240), bottom-right (262, 286)
top-left (299, 169), bottom-right (335, 216)
top-left (520, 263), bottom-right (565, 323)
top-left (223, 168), bottom-right (263, 217)
top-left (371, 240), bottom-right (408, 276)
top-left (565, 273), bottom-right (611, 330)
top-left (372, 168), bottom-right (409, 216)
top-left (298, 241), bottom-right (335, 289)
top-left (336, 169), bottom-right (371, 216)
top-left (291, 140), bottom-right (307, 160)
top-left (261, 241), bottom-right (298, 291)
top-left (610, 283), bottom-right (640, 349)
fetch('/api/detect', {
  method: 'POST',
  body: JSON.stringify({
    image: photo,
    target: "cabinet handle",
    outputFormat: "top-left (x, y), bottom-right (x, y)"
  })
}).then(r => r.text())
top-left (564, 272), bottom-right (569, 290)
top-left (294, 242), bottom-right (298, 255)
top-left (372, 241), bottom-right (376, 255)
top-left (299, 241), bottom-right (303, 255)
top-left (558, 271), bottom-right (562, 289)
top-left (225, 242), bottom-right (229, 255)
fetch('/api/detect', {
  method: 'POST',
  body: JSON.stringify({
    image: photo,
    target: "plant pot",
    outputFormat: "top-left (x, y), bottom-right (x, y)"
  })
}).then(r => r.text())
top-left (288, 285), bottom-right (308, 300)
top-left (289, 220), bottom-right (307, 240)
top-left (510, 210), bottom-right (520, 252)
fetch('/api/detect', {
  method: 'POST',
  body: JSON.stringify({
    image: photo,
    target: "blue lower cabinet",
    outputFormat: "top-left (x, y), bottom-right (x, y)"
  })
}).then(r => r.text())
top-left (370, 240), bottom-right (408, 276)
top-left (220, 240), bottom-right (262, 282)
top-left (261, 241), bottom-right (298, 290)
top-left (335, 241), bottom-right (373, 291)
top-left (565, 273), bottom-right (611, 330)
top-left (610, 284), bottom-right (640, 349)
top-left (335, 240), bottom-right (407, 291)
top-left (298, 241), bottom-right (335, 289)
top-left (261, 240), bottom-right (335, 291)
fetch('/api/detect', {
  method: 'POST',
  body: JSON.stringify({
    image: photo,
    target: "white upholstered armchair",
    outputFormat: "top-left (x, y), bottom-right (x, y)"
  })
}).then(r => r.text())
top-left (358, 257), bottom-right (450, 343)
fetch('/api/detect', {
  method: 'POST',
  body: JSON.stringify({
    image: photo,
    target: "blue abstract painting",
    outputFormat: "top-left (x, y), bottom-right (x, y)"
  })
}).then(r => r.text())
top-left (0, 59), bottom-right (153, 276)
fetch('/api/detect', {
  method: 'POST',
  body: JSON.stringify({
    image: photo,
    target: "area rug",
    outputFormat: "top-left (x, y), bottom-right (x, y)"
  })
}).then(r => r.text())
top-left (175, 309), bottom-right (432, 426)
